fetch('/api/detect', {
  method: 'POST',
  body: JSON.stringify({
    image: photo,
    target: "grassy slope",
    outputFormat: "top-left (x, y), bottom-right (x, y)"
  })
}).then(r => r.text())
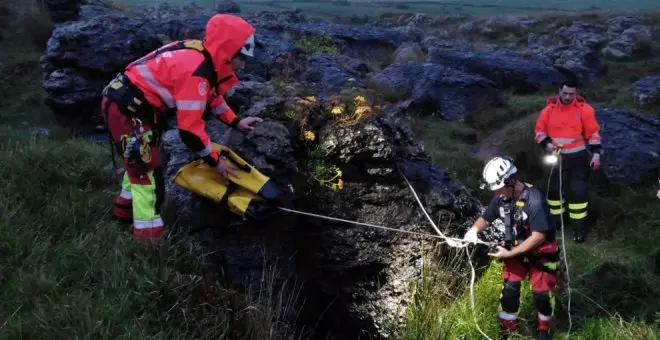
top-left (2, 1), bottom-right (660, 339)
top-left (0, 3), bottom-right (297, 339)
top-left (405, 13), bottom-right (660, 340)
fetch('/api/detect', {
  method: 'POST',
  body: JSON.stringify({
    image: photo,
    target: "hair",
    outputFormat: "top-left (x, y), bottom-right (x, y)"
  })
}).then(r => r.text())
top-left (556, 66), bottom-right (581, 89)
top-left (561, 78), bottom-right (580, 89)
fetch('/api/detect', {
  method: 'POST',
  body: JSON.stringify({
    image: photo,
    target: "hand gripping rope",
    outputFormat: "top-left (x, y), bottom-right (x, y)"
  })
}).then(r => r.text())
top-left (276, 165), bottom-right (498, 339)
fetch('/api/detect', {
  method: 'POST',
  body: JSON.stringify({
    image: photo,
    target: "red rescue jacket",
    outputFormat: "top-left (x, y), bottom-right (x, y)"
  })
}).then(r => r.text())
top-left (123, 14), bottom-right (255, 167)
top-left (534, 95), bottom-right (602, 155)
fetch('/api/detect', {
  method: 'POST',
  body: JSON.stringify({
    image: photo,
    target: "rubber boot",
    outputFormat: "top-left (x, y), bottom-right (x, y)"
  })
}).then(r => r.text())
top-left (537, 313), bottom-right (552, 340)
top-left (572, 218), bottom-right (587, 243)
top-left (538, 330), bottom-right (552, 340)
top-left (499, 318), bottom-right (517, 339)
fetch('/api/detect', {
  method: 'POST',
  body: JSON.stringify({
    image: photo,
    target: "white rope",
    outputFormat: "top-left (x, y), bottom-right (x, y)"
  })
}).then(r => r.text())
top-left (397, 167), bottom-right (494, 339)
top-left (466, 246), bottom-right (494, 340)
top-left (276, 168), bottom-right (498, 339)
top-left (546, 153), bottom-right (573, 339)
top-left (277, 206), bottom-right (449, 241)
top-left (397, 167), bottom-right (497, 248)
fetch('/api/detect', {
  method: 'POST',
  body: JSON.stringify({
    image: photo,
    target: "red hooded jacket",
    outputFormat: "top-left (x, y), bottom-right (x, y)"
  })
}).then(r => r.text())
top-left (123, 14), bottom-right (255, 167)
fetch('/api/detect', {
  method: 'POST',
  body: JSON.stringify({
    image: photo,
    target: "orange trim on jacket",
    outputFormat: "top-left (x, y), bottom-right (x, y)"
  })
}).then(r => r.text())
top-left (534, 95), bottom-right (602, 154)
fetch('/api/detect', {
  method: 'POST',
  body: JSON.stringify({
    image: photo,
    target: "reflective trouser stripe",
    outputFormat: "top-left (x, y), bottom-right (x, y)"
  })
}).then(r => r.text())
top-left (547, 199), bottom-right (565, 215)
top-left (121, 172), bottom-right (131, 196)
top-left (131, 170), bottom-right (164, 234)
top-left (113, 173), bottom-right (133, 219)
top-left (568, 202), bottom-right (588, 220)
top-left (549, 291), bottom-right (556, 316)
top-left (134, 217), bottom-right (165, 229)
top-left (498, 311), bottom-right (518, 320)
top-left (543, 262), bottom-right (557, 271)
top-left (119, 189), bottom-right (132, 200)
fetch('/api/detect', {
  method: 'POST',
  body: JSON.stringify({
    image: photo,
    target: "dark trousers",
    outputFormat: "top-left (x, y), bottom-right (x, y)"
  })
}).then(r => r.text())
top-left (546, 150), bottom-right (590, 231)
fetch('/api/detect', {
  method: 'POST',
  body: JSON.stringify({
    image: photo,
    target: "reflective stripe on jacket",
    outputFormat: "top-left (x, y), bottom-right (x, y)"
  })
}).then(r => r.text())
top-left (534, 95), bottom-right (602, 154)
top-left (122, 14), bottom-right (255, 166)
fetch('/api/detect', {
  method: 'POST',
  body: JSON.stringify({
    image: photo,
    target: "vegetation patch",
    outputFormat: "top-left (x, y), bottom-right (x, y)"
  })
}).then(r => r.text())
top-left (295, 33), bottom-right (340, 57)
top-left (287, 87), bottom-right (383, 192)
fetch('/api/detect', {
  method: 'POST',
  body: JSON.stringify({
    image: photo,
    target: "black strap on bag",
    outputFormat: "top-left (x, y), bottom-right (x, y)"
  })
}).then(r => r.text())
top-left (128, 39), bottom-right (221, 92)
top-left (219, 181), bottom-right (240, 212)
top-left (219, 149), bottom-right (252, 173)
top-left (502, 202), bottom-right (514, 250)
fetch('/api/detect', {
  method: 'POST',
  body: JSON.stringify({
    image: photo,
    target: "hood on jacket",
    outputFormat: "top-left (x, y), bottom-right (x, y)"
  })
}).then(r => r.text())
top-left (203, 14), bottom-right (256, 93)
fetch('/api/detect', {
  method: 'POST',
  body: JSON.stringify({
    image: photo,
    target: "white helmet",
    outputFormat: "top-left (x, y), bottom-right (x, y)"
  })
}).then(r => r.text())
top-left (240, 34), bottom-right (255, 57)
top-left (480, 156), bottom-right (517, 191)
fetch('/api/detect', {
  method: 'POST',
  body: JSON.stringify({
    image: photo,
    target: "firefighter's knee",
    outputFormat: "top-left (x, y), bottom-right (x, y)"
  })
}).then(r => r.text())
top-left (533, 291), bottom-right (553, 316)
top-left (501, 280), bottom-right (521, 313)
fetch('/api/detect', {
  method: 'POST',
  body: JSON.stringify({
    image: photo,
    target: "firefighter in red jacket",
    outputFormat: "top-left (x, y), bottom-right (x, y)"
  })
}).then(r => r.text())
top-left (534, 79), bottom-right (602, 243)
top-left (102, 14), bottom-right (262, 241)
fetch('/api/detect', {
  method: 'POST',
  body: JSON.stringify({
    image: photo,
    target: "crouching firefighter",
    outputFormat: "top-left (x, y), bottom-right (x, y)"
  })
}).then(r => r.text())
top-left (102, 14), bottom-right (263, 241)
top-left (463, 156), bottom-right (560, 340)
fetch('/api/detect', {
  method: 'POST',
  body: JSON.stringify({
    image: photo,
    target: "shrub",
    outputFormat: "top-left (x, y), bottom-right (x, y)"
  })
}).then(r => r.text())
top-left (296, 33), bottom-right (340, 57)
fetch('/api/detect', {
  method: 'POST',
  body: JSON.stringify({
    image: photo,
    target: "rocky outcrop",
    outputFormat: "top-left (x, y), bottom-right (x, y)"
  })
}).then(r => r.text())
top-left (40, 11), bottom-right (166, 126)
top-left (45, 0), bottom-right (83, 23)
top-left (285, 22), bottom-right (420, 63)
top-left (243, 29), bottom-right (302, 81)
top-left (336, 54), bottom-right (370, 74)
top-left (426, 47), bottom-right (566, 92)
top-left (393, 42), bottom-right (425, 62)
top-left (597, 108), bottom-right (660, 184)
top-left (39, 4), bottom-right (300, 126)
top-left (525, 24), bottom-right (606, 85)
top-left (304, 54), bottom-right (362, 95)
top-left (367, 61), bottom-right (505, 121)
top-left (602, 25), bottom-right (653, 60)
top-left (632, 76), bottom-right (660, 107)
top-left (159, 92), bottom-right (489, 338)
top-left (215, 0), bottom-right (241, 14)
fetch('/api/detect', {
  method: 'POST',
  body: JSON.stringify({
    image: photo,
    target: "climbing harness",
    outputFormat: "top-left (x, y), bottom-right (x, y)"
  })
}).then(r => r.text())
top-left (545, 145), bottom-right (573, 339)
top-left (101, 73), bottom-right (158, 176)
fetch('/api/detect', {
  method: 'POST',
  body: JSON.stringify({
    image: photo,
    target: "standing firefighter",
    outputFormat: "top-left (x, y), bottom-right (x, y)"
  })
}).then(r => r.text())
top-left (103, 14), bottom-right (263, 241)
top-left (464, 156), bottom-right (559, 340)
top-left (534, 78), bottom-right (602, 243)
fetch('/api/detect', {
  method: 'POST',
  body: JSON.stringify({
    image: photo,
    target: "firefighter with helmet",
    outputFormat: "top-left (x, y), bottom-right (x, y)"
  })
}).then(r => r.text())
top-left (463, 156), bottom-right (560, 340)
top-left (102, 14), bottom-right (263, 241)
top-left (534, 77), bottom-right (602, 243)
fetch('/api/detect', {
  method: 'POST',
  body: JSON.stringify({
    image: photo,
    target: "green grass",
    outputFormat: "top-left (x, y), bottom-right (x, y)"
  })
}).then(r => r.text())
top-left (410, 118), bottom-right (484, 191)
top-left (407, 101), bottom-right (660, 339)
top-left (0, 119), bottom-right (306, 339)
top-left (3, 0), bottom-right (660, 338)
top-left (406, 26), bottom-right (660, 335)
top-left (0, 6), bottom-right (301, 337)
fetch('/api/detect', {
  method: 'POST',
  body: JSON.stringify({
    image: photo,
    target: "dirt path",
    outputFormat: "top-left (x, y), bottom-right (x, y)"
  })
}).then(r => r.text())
top-left (473, 113), bottom-right (537, 162)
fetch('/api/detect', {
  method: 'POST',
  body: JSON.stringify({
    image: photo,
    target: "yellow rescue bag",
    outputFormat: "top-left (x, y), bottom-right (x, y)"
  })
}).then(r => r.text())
top-left (171, 143), bottom-right (281, 220)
